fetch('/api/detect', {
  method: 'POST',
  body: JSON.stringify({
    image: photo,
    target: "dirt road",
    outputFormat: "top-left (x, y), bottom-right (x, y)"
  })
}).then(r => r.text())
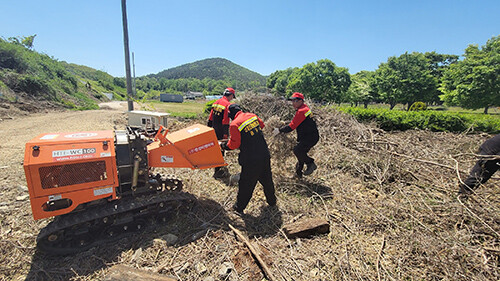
top-left (98, 101), bottom-right (139, 111)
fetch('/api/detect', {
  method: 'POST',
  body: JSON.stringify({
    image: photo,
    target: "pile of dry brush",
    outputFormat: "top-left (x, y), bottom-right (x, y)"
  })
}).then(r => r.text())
top-left (237, 94), bottom-right (499, 280)
top-left (1, 96), bottom-right (498, 281)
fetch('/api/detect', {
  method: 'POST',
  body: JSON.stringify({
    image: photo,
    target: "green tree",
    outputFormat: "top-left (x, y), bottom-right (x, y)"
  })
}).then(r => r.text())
top-left (424, 51), bottom-right (459, 104)
top-left (6, 35), bottom-right (37, 49)
top-left (287, 59), bottom-right (351, 102)
top-left (346, 71), bottom-right (377, 108)
top-left (21, 35), bottom-right (36, 49)
top-left (374, 52), bottom-right (437, 110)
top-left (440, 35), bottom-right (500, 114)
top-left (266, 68), bottom-right (296, 95)
top-left (424, 51), bottom-right (459, 78)
top-left (113, 77), bottom-right (126, 88)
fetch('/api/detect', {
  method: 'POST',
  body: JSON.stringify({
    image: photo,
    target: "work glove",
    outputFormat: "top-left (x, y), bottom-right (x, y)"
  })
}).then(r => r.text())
top-left (272, 128), bottom-right (280, 136)
top-left (220, 142), bottom-right (230, 151)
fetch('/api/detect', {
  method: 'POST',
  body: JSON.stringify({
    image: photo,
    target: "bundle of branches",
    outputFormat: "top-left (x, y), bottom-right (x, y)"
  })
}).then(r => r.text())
top-left (237, 94), bottom-right (295, 121)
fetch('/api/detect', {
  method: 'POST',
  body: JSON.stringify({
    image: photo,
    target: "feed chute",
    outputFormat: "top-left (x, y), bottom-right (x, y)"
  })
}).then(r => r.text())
top-left (148, 124), bottom-right (226, 169)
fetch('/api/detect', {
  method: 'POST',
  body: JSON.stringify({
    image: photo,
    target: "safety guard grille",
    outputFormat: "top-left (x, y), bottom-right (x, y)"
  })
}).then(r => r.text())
top-left (39, 160), bottom-right (107, 189)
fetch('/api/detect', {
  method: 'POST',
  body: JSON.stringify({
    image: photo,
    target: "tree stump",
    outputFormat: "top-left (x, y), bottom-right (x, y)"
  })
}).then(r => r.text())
top-left (283, 218), bottom-right (330, 238)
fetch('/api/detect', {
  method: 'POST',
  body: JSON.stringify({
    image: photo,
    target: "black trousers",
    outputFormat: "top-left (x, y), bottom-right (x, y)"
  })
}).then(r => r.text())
top-left (461, 158), bottom-right (499, 192)
top-left (213, 124), bottom-right (229, 140)
top-left (214, 124), bottom-right (229, 174)
top-left (293, 138), bottom-right (319, 176)
top-left (235, 158), bottom-right (276, 212)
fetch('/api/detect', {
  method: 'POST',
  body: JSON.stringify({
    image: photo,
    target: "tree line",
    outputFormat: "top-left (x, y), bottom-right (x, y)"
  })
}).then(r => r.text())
top-left (132, 76), bottom-right (265, 100)
top-left (267, 35), bottom-right (500, 114)
top-left (2, 34), bottom-right (498, 113)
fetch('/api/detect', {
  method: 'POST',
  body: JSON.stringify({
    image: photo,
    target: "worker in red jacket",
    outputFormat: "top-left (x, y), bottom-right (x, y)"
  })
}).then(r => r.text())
top-left (208, 88), bottom-right (235, 178)
top-left (274, 92), bottom-right (319, 178)
top-left (208, 87), bottom-right (235, 139)
top-left (221, 104), bottom-right (277, 215)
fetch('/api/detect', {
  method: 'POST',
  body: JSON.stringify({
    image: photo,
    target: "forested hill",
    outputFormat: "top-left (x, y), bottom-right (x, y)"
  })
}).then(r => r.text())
top-left (151, 58), bottom-right (266, 84)
top-left (0, 37), bottom-right (128, 113)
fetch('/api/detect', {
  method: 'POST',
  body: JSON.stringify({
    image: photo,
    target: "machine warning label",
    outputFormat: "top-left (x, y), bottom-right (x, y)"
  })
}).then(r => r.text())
top-left (94, 186), bottom-right (113, 196)
top-left (188, 142), bottom-right (215, 155)
top-left (161, 156), bottom-right (174, 163)
top-left (64, 133), bottom-right (98, 138)
top-left (187, 127), bottom-right (200, 134)
top-left (52, 148), bottom-right (97, 161)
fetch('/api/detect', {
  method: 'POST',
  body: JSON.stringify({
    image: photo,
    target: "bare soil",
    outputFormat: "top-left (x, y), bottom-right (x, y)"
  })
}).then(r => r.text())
top-left (0, 98), bottom-right (498, 281)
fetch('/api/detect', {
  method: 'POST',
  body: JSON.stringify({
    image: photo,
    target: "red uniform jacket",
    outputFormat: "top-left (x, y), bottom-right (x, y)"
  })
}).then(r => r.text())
top-left (208, 96), bottom-right (231, 139)
top-left (280, 103), bottom-right (319, 143)
top-left (227, 111), bottom-right (270, 164)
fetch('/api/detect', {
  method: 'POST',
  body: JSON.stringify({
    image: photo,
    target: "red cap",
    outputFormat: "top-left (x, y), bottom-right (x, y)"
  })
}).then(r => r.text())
top-left (289, 92), bottom-right (304, 100)
top-left (224, 88), bottom-right (236, 96)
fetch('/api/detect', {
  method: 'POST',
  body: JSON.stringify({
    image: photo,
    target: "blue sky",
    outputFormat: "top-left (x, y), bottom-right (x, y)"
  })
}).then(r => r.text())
top-left (1, 0), bottom-right (499, 77)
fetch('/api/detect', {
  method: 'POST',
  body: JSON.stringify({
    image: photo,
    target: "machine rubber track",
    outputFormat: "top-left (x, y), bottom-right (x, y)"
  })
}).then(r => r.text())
top-left (36, 188), bottom-right (195, 255)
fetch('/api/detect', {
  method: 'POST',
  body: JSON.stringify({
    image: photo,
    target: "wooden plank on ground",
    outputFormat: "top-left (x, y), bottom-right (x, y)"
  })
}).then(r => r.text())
top-left (229, 224), bottom-right (278, 281)
top-left (283, 218), bottom-right (330, 238)
top-left (104, 264), bottom-right (177, 281)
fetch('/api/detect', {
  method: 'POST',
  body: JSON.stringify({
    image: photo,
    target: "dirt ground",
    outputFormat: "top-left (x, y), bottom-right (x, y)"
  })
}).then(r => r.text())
top-left (0, 100), bottom-right (498, 281)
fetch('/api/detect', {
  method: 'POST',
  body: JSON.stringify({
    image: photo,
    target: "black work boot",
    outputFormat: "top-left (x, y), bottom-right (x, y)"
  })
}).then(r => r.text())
top-left (294, 162), bottom-right (303, 179)
top-left (458, 184), bottom-right (473, 197)
top-left (304, 162), bottom-right (317, 176)
top-left (232, 204), bottom-right (244, 216)
top-left (213, 167), bottom-right (229, 179)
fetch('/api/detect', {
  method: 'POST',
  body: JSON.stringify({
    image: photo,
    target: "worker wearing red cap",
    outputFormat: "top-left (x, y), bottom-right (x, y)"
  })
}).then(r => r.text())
top-left (208, 88), bottom-right (235, 140)
top-left (221, 104), bottom-right (277, 215)
top-left (274, 92), bottom-right (319, 178)
top-left (208, 88), bottom-right (235, 178)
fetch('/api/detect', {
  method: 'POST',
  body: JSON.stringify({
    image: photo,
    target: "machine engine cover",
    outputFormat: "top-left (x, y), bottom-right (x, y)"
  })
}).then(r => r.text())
top-left (24, 131), bottom-right (118, 219)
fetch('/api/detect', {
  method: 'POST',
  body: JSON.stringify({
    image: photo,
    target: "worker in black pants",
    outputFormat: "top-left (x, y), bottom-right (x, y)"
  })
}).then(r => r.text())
top-left (221, 104), bottom-right (276, 215)
top-left (274, 92), bottom-right (319, 178)
top-left (459, 134), bottom-right (500, 195)
top-left (208, 88), bottom-right (235, 178)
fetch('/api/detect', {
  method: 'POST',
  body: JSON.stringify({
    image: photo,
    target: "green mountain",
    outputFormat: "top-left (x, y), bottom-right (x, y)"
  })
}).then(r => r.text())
top-left (151, 58), bottom-right (266, 84)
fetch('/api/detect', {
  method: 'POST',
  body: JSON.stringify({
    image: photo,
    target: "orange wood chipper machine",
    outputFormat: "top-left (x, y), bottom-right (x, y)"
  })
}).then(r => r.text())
top-left (23, 124), bottom-right (226, 254)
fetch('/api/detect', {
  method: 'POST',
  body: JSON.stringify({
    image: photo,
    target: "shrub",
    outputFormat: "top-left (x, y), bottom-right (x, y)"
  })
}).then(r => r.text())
top-left (409, 102), bottom-right (427, 111)
top-left (339, 107), bottom-right (499, 134)
top-left (204, 100), bottom-right (215, 114)
top-left (0, 42), bottom-right (28, 72)
top-left (60, 98), bottom-right (76, 109)
top-left (98, 80), bottom-right (114, 91)
top-left (17, 75), bottom-right (52, 96)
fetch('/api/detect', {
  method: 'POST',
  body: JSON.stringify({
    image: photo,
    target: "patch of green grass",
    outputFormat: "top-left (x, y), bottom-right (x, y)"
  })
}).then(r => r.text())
top-left (142, 100), bottom-right (206, 119)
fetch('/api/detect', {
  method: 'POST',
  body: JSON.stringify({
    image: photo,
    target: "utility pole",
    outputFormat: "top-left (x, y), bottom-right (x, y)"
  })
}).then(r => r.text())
top-left (121, 0), bottom-right (134, 111)
top-left (132, 52), bottom-right (136, 96)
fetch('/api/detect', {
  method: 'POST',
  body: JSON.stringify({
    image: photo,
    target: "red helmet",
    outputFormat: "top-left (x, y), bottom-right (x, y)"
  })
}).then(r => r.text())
top-left (224, 88), bottom-right (236, 97)
top-left (288, 92), bottom-right (304, 100)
